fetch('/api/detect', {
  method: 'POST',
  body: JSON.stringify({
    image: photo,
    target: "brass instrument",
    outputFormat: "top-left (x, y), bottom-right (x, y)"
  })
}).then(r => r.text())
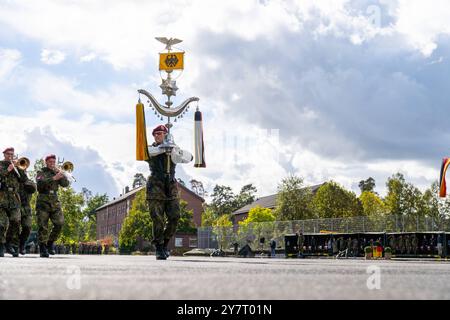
top-left (10, 155), bottom-right (30, 177)
top-left (56, 160), bottom-right (76, 182)
top-left (16, 157), bottom-right (30, 171)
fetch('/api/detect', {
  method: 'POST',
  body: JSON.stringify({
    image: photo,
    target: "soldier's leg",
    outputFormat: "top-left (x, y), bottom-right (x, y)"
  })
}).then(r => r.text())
top-left (0, 208), bottom-right (9, 256)
top-left (48, 207), bottom-right (64, 243)
top-left (6, 207), bottom-right (21, 248)
top-left (19, 206), bottom-right (32, 243)
top-left (163, 199), bottom-right (180, 242)
top-left (37, 208), bottom-right (50, 245)
top-left (19, 206), bottom-right (32, 253)
top-left (148, 200), bottom-right (165, 246)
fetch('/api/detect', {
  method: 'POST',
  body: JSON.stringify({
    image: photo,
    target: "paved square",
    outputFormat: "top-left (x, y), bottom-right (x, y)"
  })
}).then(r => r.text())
top-left (1, 255), bottom-right (450, 299)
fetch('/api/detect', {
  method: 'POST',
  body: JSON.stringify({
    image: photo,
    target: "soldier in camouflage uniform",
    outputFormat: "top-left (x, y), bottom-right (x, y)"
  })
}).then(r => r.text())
top-left (146, 125), bottom-right (192, 260)
top-left (0, 147), bottom-right (27, 257)
top-left (36, 154), bottom-right (69, 258)
top-left (17, 175), bottom-right (36, 255)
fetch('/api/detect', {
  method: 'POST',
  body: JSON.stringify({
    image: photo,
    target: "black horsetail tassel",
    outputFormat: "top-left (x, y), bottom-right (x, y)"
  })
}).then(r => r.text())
top-left (194, 107), bottom-right (206, 168)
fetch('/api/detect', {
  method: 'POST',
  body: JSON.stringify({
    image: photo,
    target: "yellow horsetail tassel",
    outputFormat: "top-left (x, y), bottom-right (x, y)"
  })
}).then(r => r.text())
top-left (136, 101), bottom-right (150, 161)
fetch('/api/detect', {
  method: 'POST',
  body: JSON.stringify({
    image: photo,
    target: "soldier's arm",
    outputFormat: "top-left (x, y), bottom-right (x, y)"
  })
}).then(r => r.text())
top-left (59, 176), bottom-right (70, 188)
top-left (17, 168), bottom-right (27, 183)
top-left (0, 163), bottom-right (9, 178)
top-left (36, 171), bottom-right (53, 189)
top-left (148, 145), bottom-right (165, 157)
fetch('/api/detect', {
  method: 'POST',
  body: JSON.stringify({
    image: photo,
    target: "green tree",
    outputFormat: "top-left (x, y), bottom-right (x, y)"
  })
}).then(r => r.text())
top-left (422, 181), bottom-right (450, 228)
top-left (81, 191), bottom-right (109, 241)
top-left (209, 185), bottom-right (236, 216)
top-left (132, 173), bottom-right (146, 189)
top-left (385, 172), bottom-right (425, 219)
top-left (275, 175), bottom-right (314, 220)
top-left (212, 214), bottom-right (233, 250)
top-left (234, 184), bottom-right (257, 211)
top-left (311, 181), bottom-right (363, 218)
top-left (176, 199), bottom-right (197, 233)
top-left (118, 189), bottom-right (152, 252)
top-left (239, 206), bottom-right (275, 226)
top-left (58, 187), bottom-right (85, 243)
top-left (201, 206), bottom-right (217, 227)
top-left (359, 191), bottom-right (386, 217)
top-left (358, 177), bottom-right (376, 193)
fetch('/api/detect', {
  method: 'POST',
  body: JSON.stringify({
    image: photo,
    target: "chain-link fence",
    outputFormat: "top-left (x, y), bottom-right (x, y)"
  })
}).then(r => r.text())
top-left (197, 215), bottom-right (450, 250)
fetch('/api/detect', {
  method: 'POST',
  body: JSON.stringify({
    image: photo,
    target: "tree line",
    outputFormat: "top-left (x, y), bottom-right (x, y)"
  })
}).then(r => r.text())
top-left (201, 173), bottom-right (450, 227)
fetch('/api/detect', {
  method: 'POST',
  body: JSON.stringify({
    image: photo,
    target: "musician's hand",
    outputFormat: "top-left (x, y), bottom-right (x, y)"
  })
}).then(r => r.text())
top-left (53, 172), bottom-right (64, 180)
top-left (7, 164), bottom-right (14, 172)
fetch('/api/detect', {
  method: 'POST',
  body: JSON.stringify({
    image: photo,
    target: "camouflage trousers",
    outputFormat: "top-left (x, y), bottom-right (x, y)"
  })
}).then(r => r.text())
top-left (148, 199), bottom-right (180, 246)
top-left (19, 205), bottom-right (32, 246)
top-left (0, 207), bottom-right (21, 246)
top-left (36, 204), bottom-right (64, 244)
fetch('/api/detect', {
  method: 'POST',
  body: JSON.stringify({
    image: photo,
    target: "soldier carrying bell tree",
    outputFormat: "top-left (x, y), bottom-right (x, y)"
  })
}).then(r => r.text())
top-left (0, 147), bottom-right (27, 257)
top-left (36, 154), bottom-right (70, 258)
top-left (146, 125), bottom-right (193, 260)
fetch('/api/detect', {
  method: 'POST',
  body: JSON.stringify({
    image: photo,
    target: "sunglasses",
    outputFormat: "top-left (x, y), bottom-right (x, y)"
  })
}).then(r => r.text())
top-left (153, 132), bottom-right (166, 136)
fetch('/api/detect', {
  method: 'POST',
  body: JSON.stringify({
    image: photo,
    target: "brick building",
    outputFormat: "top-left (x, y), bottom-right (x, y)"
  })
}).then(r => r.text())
top-left (96, 182), bottom-right (205, 250)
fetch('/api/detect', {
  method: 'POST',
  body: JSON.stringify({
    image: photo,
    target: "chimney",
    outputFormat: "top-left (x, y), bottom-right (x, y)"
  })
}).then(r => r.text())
top-left (125, 186), bottom-right (130, 194)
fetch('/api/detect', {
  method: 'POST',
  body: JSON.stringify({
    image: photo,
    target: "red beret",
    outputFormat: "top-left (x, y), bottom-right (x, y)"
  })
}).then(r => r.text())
top-left (45, 154), bottom-right (56, 162)
top-left (152, 125), bottom-right (168, 135)
top-left (3, 147), bottom-right (14, 153)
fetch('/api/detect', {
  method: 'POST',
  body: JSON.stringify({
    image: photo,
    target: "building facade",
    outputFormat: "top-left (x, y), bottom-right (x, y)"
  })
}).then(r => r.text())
top-left (96, 182), bottom-right (204, 249)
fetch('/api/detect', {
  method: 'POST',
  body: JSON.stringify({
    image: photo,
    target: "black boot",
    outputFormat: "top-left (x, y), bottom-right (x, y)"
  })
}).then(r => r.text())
top-left (39, 243), bottom-right (49, 258)
top-left (0, 244), bottom-right (4, 257)
top-left (163, 239), bottom-right (170, 258)
top-left (155, 244), bottom-right (166, 260)
top-left (19, 242), bottom-right (26, 255)
top-left (6, 243), bottom-right (18, 257)
top-left (47, 241), bottom-right (56, 255)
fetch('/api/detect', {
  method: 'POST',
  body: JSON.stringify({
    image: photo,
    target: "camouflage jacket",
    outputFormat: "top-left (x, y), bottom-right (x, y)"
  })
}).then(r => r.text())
top-left (0, 160), bottom-right (27, 209)
top-left (36, 167), bottom-right (69, 206)
top-left (146, 142), bottom-right (179, 201)
top-left (19, 176), bottom-right (37, 207)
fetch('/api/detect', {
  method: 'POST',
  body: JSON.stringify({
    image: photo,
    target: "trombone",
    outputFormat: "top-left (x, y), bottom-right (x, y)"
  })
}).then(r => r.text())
top-left (10, 155), bottom-right (30, 177)
top-left (56, 159), bottom-right (76, 182)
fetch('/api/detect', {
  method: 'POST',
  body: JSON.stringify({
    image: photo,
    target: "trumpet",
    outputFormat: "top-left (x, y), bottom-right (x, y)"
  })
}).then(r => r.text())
top-left (55, 160), bottom-right (76, 182)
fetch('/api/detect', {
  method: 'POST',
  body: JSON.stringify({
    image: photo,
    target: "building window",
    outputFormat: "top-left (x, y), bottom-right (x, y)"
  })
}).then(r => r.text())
top-left (189, 238), bottom-right (197, 248)
top-left (175, 238), bottom-right (183, 247)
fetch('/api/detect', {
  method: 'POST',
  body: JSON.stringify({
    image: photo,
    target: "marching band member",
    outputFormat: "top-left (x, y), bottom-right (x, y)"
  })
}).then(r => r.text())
top-left (0, 147), bottom-right (27, 258)
top-left (35, 154), bottom-right (69, 258)
top-left (146, 124), bottom-right (193, 260)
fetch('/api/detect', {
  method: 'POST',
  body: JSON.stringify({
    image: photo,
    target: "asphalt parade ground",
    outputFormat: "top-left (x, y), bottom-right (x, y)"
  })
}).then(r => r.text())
top-left (1, 255), bottom-right (450, 300)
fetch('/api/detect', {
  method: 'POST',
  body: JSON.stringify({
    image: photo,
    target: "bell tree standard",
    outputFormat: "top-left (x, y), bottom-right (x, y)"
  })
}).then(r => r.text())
top-left (136, 37), bottom-right (206, 169)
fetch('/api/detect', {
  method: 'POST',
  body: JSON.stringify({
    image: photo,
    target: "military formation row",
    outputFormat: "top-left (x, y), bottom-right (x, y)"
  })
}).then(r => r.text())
top-left (0, 147), bottom-right (70, 258)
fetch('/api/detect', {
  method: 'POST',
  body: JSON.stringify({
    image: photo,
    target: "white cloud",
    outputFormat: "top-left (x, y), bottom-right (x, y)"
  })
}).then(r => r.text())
top-left (80, 53), bottom-right (96, 62)
top-left (0, 48), bottom-right (21, 81)
top-left (395, 0), bottom-right (450, 56)
top-left (0, 0), bottom-right (447, 200)
top-left (40, 49), bottom-right (66, 65)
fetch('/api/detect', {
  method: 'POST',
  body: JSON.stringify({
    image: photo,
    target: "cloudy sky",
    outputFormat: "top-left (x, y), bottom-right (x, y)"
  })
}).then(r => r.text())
top-left (0, 0), bottom-right (449, 199)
